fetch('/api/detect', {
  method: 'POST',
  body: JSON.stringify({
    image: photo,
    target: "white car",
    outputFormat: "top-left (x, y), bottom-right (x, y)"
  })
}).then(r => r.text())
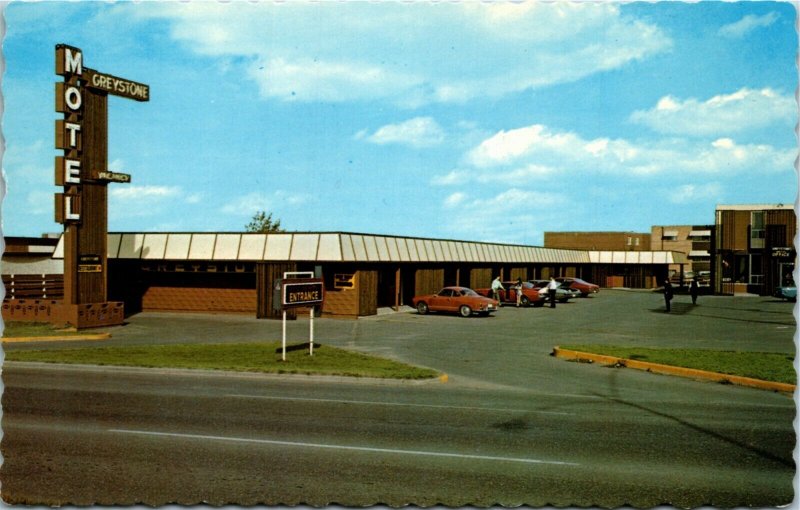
top-left (529, 280), bottom-right (580, 302)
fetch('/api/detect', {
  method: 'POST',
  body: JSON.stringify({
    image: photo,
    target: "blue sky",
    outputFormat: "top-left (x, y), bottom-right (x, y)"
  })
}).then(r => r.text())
top-left (2, 1), bottom-right (796, 245)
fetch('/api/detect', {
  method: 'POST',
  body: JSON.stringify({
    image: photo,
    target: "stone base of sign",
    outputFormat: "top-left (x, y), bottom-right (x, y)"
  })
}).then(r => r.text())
top-left (2, 299), bottom-right (124, 329)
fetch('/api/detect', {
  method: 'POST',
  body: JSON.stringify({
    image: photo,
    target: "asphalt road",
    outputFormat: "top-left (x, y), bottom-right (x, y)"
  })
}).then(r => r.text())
top-left (1, 290), bottom-right (796, 506)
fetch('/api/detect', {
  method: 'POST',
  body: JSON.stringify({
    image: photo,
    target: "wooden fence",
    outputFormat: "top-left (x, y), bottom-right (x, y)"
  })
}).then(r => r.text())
top-left (3, 274), bottom-right (64, 300)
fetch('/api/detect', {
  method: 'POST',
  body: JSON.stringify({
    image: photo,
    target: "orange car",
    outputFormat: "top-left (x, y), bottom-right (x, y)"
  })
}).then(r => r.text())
top-left (555, 277), bottom-right (600, 297)
top-left (475, 281), bottom-right (545, 307)
top-left (412, 286), bottom-right (499, 317)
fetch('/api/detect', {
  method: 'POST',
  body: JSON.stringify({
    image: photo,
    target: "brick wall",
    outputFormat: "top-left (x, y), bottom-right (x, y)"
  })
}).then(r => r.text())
top-left (544, 232), bottom-right (650, 251)
top-left (142, 286), bottom-right (256, 313)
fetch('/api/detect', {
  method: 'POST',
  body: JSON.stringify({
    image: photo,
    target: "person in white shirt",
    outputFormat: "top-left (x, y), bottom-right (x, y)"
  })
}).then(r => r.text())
top-left (491, 276), bottom-right (505, 304)
top-left (547, 277), bottom-right (559, 308)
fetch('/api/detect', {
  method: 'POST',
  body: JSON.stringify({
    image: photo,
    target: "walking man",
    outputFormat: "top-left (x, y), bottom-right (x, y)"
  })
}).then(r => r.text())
top-left (547, 277), bottom-right (558, 308)
top-left (663, 279), bottom-right (673, 312)
top-left (690, 278), bottom-right (699, 305)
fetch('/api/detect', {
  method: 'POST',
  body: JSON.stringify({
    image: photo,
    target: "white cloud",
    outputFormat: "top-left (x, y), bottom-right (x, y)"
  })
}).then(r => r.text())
top-left (108, 186), bottom-right (183, 218)
top-left (108, 159), bottom-right (125, 172)
top-left (468, 125), bottom-right (546, 167)
top-left (630, 88), bottom-right (794, 136)
top-left (444, 192), bottom-right (467, 208)
top-left (432, 163), bottom-right (556, 188)
top-left (220, 190), bottom-right (311, 216)
top-left (431, 170), bottom-right (468, 186)
top-left (136, 2), bottom-right (672, 106)
top-left (248, 57), bottom-right (423, 103)
top-left (363, 117), bottom-right (445, 148)
top-left (220, 192), bottom-right (272, 216)
top-left (26, 190), bottom-right (53, 215)
top-left (668, 183), bottom-right (724, 204)
top-left (111, 185), bottom-right (181, 200)
top-left (718, 12), bottom-right (779, 39)
top-left (185, 193), bottom-right (203, 204)
top-left (4, 139), bottom-right (47, 168)
top-left (439, 188), bottom-right (566, 244)
top-left (463, 122), bottom-right (794, 178)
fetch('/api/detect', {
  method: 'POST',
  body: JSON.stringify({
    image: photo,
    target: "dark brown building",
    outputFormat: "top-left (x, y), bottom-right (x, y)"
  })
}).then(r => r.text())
top-left (715, 204), bottom-right (796, 296)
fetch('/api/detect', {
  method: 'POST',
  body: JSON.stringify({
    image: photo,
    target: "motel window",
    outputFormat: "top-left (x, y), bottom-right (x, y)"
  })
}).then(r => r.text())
top-left (751, 211), bottom-right (765, 248)
top-left (661, 230), bottom-right (679, 241)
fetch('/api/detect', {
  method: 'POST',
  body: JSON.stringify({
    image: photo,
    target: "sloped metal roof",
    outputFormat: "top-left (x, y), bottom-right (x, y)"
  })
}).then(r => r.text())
top-left (51, 232), bottom-right (683, 265)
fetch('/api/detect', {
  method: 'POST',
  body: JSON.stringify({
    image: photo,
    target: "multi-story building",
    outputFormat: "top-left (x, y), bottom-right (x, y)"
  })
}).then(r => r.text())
top-left (714, 204), bottom-right (796, 296)
top-left (650, 225), bottom-right (714, 284)
top-left (543, 231), bottom-right (651, 251)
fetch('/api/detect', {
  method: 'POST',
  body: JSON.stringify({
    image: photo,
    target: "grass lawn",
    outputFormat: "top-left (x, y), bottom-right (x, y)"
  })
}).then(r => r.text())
top-left (4, 342), bottom-right (441, 380)
top-left (2, 322), bottom-right (86, 338)
top-left (561, 344), bottom-right (795, 385)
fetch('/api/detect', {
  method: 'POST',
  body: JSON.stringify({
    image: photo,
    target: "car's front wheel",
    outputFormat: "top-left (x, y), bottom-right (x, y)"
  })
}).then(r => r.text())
top-left (417, 302), bottom-right (429, 315)
top-left (459, 305), bottom-right (472, 317)
top-left (520, 295), bottom-right (530, 307)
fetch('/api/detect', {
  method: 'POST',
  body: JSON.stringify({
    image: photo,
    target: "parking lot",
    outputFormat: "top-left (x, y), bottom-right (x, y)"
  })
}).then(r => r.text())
top-left (2, 289), bottom-right (795, 506)
top-left (12, 288), bottom-right (792, 390)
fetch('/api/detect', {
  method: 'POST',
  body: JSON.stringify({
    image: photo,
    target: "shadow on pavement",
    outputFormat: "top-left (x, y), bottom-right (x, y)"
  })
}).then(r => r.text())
top-left (649, 303), bottom-right (794, 325)
top-left (591, 389), bottom-right (795, 469)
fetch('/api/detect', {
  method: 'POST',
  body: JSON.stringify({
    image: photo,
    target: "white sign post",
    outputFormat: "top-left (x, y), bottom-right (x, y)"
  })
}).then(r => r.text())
top-left (280, 272), bottom-right (323, 361)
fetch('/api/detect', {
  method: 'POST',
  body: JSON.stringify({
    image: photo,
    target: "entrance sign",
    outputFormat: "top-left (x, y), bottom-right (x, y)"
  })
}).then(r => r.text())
top-left (53, 44), bottom-right (149, 327)
top-left (282, 279), bottom-right (324, 308)
top-left (279, 272), bottom-right (324, 361)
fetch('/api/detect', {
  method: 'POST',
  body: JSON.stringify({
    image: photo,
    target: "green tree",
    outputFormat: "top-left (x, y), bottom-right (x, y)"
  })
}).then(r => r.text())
top-left (245, 211), bottom-right (284, 233)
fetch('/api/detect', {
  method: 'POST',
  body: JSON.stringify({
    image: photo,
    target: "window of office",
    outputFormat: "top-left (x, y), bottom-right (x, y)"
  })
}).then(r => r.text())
top-left (750, 211), bottom-right (765, 249)
top-left (751, 211), bottom-right (765, 238)
top-left (749, 253), bottom-right (764, 285)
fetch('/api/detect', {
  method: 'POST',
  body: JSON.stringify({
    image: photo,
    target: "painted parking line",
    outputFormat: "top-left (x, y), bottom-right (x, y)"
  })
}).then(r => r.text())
top-left (110, 429), bottom-right (579, 467)
top-left (227, 394), bottom-right (573, 415)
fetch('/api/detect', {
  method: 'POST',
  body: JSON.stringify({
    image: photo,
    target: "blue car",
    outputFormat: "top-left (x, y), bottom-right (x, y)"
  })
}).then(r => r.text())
top-left (773, 286), bottom-right (797, 302)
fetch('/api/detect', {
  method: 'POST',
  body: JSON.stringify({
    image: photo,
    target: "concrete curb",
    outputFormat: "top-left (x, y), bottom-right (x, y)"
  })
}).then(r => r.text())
top-left (2, 333), bottom-right (111, 343)
top-left (553, 346), bottom-right (796, 394)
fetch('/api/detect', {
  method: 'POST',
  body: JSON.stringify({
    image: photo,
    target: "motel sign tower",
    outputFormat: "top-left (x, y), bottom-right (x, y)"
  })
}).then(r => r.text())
top-left (53, 44), bottom-right (149, 328)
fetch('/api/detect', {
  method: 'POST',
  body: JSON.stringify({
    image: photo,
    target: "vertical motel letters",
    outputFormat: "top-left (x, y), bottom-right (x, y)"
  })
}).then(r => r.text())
top-left (55, 45), bottom-right (84, 223)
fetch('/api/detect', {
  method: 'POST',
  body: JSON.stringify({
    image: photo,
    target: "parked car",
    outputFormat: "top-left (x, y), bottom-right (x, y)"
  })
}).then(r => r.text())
top-left (669, 270), bottom-right (711, 287)
top-left (529, 279), bottom-right (580, 302)
top-left (555, 277), bottom-right (600, 297)
top-left (475, 281), bottom-right (544, 307)
top-left (412, 286), bottom-right (499, 317)
top-left (773, 285), bottom-right (797, 302)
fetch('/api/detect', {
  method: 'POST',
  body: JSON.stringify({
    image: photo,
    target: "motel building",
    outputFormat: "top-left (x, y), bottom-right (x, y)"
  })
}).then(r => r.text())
top-left (2, 231), bottom-right (686, 323)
